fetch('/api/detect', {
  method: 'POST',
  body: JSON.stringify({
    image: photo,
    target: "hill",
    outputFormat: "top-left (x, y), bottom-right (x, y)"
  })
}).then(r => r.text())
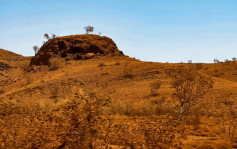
top-left (0, 48), bottom-right (31, 82)
top-left (30, 34), bottom-right (124, 66)
top-left (0, 48), bottom-right (25, 61)
top-left (0, 36), bottom-right (237, 148)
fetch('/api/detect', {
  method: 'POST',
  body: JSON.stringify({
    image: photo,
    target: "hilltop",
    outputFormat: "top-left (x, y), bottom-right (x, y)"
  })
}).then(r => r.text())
top-left (0, 48), bottom-right (25, 61)
top-left (30, 34), bottom-right (124, 66)
top-left (0, 35), bottom-right (237, 148)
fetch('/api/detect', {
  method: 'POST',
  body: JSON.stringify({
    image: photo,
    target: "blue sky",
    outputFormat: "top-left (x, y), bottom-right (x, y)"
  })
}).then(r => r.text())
top-left (0, 0), bottom-right (236, 63)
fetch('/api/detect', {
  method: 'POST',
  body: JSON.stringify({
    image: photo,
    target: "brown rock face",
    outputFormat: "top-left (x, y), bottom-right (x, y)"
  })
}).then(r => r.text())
top-left (30, 34), bottom-right (123, 66)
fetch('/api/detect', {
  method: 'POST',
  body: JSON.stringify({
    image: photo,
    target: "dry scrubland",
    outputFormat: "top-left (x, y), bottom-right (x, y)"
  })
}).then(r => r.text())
top-left (0, 35), bottom-right (237, 149)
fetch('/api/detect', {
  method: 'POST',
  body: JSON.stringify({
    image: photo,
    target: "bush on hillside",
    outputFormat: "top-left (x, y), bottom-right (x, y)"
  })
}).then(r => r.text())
top-left (49, 58), bottom-right (61, 71)
top-left (150, 80), bottom-right (162, 96)
top-left (171, 68), bottom-right (213, 123)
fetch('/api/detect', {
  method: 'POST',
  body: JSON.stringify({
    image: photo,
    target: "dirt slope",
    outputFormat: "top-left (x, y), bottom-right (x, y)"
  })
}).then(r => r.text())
top-left (0, 48), bottom-right (31, 81)
top-left (0, 38), bottom-right (236, 148)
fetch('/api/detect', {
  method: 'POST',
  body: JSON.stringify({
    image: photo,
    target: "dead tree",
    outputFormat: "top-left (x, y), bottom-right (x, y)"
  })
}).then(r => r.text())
top-left (171, 68), bottom-right (213, 123)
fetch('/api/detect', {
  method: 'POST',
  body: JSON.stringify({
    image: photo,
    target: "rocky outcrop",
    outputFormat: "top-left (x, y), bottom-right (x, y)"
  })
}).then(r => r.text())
top-left (30, 34), bottom-right (124, 66)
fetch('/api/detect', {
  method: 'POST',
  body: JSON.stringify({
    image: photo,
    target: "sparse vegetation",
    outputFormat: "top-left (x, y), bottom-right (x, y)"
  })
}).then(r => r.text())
top-left (232, 57), bottom-right (236, 62)
top-left (0, 36), bottom-right (236, 148)
top-left (150, 80), bottom-right (162, 96)
top-left (0, 87), bottom-right (5, 95)
top-left (49, 58), bottom-right (61, 71)
top-left (84, 26), bottom-right (94, 34)
top-left (195, 63), bottom-right (203, 70)
top-left (51, 33), bottom-right (56, 39)
top-left (98, 62), bottom-right (106, 67)
top-left (122, 66), bottom-right (134, 79)
top-left (44, 33), bottom-right (50, 40)
top-left (171, 68), bottom-right (213, 123)
top-left (214, 94), bottom-right (237, 141)
top-left (214, 59), bottom-right (220, 63)
top-left (33, 46), bottom-right (39, 55)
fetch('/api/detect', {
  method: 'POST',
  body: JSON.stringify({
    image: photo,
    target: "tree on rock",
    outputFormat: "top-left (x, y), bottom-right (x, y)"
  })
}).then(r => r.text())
top-left (84, 26), bottom-right (94, 34)
top-left (44, 33), bottom-right (50, 40)
top-left (33, 46), bottom-right (39, 55)
top-left (51, 34), bottom-right (56, 39)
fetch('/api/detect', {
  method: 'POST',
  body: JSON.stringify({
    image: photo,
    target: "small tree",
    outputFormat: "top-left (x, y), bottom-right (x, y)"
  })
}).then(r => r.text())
top-left (214, 59), bottom-right (219, 63)
top-left (44, 33), bottom-right (50, 40)
top-left (171, 68), bottom-right (213, 123)
top-left (51, 34), bottom-right (56, 39)
top-left (215, 97), bottom-right (237, 141)
top-left (150, 80), bottom-right (162, 96)
top-left (33, 46), bottom-right (39, 55)
top-left (232, 57), bottom-right (236, 62)
top-left (84, 26), bottom-right (94, 34)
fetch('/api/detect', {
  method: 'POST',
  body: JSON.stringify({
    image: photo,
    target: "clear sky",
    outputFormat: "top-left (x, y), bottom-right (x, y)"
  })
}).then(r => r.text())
top-left (0, 0), bottom-right (236, 63)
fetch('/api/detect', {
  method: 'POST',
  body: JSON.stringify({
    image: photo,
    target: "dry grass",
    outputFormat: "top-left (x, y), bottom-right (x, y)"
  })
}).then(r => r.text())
top-left (49, 58), bottom-right (62, 71)
top-left (0, 48), bottom-right (236, 148)
top-left (150, 80), bottom-right (162, 96)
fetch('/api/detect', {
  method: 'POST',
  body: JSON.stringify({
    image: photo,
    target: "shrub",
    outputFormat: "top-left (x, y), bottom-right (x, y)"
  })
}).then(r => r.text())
top-left (0, 87), bottom-right (5, 95)
top-left (150, 80), bottom-right (162, 96)
top-left (49, 58), bottom-right (61, 71)
top-left (197, 144), bottom-right (215, 149)
top-left (151, 97), bottom-right (176, 116)
top-left (115, 62), bottom-right (120, 65)
top-left (20, 61), bottom-right (30, 71)
top-left (24, 75), bottom-right (32, 85)
top-left (59, 88), bottom-right (110, 148)
top-left (123, 67), bottom-right (134, 79)
top-left (171, 68), bottom-right (213, 123)
top-left (50, 85), bottom-right (60, 103)
top-left (215, 97), bottom-right (237, 141)
top-left (184, 107), bottom-right (202, 130)
top-left (104, 100), bottom-right (157, 116)
top-left (98, 62), bottom-right (106, 67)
top-left (214, 59), bottom-right (219, 63)
top-left (195, 63), bottom-right (203, 70)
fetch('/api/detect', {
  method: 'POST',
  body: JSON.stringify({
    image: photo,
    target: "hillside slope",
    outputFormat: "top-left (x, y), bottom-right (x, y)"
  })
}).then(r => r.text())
top-left (0, 48), bottom-right (31, 82)
top-left (0, 38), bottom-right (237, 148)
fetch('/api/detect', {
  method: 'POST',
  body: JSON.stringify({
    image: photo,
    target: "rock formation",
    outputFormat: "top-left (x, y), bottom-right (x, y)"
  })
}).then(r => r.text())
top-left (30, 34), bottom-right (124, 66)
